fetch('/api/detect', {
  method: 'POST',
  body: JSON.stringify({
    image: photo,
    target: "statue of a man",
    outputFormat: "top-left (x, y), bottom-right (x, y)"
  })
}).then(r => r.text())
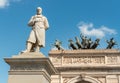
top-left (23, 7), bottom-right (49, 53)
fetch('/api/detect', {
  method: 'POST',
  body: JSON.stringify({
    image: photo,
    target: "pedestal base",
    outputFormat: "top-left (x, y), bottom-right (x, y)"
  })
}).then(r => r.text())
top-left (13, 52), bottom-right (45, 58)
top-left (8, 72), bottom-right (49, 83)
top-left (4, 52), bottom-right (57, 83)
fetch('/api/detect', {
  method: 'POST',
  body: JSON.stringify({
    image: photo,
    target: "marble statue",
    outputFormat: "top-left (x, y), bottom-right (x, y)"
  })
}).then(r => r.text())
top-left (22, 7), bottom-right (49, 53)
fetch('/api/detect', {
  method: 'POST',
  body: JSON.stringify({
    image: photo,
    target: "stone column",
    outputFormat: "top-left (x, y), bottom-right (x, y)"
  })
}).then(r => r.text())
top-left (4, 52), bottom-right (57, 83)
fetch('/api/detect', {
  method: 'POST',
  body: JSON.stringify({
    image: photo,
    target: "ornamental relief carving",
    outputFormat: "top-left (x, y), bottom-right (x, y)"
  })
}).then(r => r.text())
top-left (10, 64), bottom-right (44, 71)
top-left (63, 56), bottom-right (105, 64)
top-left (63, 57), bottom-right (72, 64)
top-left (50, 54), bottom-right (120, 65)
top-left (50, 55), bottom-right (61, 64)
top-left (107, 56), bottom-right (118, 64)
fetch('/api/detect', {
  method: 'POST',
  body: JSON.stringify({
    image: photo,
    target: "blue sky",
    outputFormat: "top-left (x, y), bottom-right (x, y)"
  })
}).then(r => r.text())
top-left (0, 0), bottom-right (120, 82)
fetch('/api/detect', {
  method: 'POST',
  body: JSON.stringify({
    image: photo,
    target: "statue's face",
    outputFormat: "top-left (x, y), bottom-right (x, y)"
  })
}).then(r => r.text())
top-left (37, 8), bottom-right (42, 15)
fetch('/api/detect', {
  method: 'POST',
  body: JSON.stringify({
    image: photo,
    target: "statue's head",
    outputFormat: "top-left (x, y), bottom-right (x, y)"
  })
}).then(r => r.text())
top-left (37, 7), bottom-right (42, 15)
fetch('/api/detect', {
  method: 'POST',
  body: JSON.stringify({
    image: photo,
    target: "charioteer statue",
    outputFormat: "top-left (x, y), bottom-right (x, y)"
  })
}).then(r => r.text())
top-left (68, 33), bottom-right (101, 50)
top-left (80, 33), bottom-right (88, 49)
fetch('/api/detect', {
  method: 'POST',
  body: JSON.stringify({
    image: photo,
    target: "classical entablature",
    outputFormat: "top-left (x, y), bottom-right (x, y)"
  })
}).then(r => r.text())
top-left (49, 49), bottom-right (120, 83)
top-left (49, 49), bottom-right (120, 67)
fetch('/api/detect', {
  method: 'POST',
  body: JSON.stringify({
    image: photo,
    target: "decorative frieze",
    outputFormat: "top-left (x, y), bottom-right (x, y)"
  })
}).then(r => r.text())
top-left (63, 56), bottom-right (105, 64)
top-left (49, 50), bottom-right (120, 66)
top-left (107, 56), bottom-right (118, 64)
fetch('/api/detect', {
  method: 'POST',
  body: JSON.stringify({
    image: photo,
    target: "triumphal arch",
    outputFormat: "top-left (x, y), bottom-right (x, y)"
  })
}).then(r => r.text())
top-left (49, 49), bottom-right (120, 83)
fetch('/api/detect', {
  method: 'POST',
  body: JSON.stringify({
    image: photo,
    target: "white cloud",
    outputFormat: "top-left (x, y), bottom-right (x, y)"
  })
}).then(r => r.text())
top-left (100, 26), bottom-right (116, 35)
top-left (0, 0), bottom-right (21, 8)
top-left (0, 0), bottom-right (9, 8)
top-left (78, 22), bottom-right (117, 38)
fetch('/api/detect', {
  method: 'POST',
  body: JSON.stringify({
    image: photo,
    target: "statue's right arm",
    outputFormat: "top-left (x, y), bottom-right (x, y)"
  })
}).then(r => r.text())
top-left (28, 16), bottom-right (35, 27)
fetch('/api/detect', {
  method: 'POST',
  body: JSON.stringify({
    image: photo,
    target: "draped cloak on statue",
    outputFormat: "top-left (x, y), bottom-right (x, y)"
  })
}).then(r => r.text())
top-left (27, 15), bottom-right (49, 47)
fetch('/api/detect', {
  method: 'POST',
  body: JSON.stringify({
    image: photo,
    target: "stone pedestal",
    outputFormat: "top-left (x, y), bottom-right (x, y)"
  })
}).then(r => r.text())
top-left (4, 52), bottom-right (57, 83)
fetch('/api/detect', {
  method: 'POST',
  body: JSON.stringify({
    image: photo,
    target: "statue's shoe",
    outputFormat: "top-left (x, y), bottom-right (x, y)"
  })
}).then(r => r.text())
top-left (21, 50), bottom-right (29, 54)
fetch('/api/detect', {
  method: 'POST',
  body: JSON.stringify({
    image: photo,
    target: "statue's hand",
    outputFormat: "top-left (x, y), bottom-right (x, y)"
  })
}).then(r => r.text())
top-left (34, 18), bottom-right (40, 22)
